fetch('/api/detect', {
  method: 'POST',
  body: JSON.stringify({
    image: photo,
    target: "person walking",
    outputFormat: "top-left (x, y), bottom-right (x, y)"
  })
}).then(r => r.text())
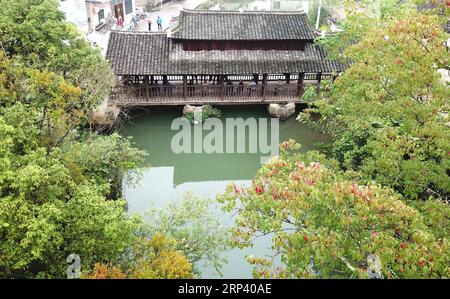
top-left (148, 18), bottom-right (152, 31)
top-left (157, 16), bottom-right (162, 31)
top-left (132, 15), bottom-right (138, 30)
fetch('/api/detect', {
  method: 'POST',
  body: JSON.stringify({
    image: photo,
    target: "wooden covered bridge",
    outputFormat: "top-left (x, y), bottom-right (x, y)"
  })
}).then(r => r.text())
top-left (106, 9), bottom-right (348, 106)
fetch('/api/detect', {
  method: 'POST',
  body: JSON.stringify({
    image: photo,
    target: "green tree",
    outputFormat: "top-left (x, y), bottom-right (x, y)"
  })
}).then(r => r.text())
top-left (0, 0), bottom-right (115, 107)
top-left (83, 233), bottom-right (195, 279)
top-left (301, 11), bottom-right (450, 200)
top-left (0, 2), bottom-right (148, 277)
top-left (218, 140), bottom-right (450, 278)
top-left (0, 106), bottom-right (142, 278)
top-left (148, 192), bottom-right (229, 276)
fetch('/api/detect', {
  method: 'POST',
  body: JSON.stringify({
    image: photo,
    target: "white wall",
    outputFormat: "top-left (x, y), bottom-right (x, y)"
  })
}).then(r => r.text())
top-left (59, 0), bottom-right (89, 34)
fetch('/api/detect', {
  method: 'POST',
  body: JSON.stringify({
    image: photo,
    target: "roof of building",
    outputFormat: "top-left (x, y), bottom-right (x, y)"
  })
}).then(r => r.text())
top-left (106, 31), bottom-right (347, 75)
top-left (106, 32), bottom-right (170, 75)
top-left (171, 9), bottom-right (319, 40)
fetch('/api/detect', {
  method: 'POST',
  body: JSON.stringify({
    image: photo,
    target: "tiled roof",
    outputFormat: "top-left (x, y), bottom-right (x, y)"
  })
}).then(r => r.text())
top-left (171, 9), bottom-right (319, 40)
top-left (168, 42), bottom-right (348, 74)
top-left (106, 32), bottom-right (170, 75)
top-left (106, 31), bottom-right (347, 75)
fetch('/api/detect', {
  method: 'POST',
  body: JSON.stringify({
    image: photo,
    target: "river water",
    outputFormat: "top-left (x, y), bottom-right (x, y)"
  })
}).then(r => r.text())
top-left (119, 105), bottom-right (329, 278)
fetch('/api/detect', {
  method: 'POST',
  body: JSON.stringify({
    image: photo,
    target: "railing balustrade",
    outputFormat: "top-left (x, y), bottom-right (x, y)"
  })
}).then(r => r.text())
top-left (110, 83), bottom-right (306, 104)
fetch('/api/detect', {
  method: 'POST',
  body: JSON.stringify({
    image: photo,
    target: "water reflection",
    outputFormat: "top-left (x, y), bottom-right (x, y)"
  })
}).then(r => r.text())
top-left (120, 105), bottom-right (329, 278)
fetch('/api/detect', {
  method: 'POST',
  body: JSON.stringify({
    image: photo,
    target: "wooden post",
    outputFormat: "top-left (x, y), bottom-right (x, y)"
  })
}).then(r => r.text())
top-left (262, 73), bottom-right (267, 99)
top-left (316, 72), bottom-right (322, 94)
top-left (182, 75), bottom-right (187, 99)
top-left (332, 72), bottom-right (339, 82)
top-left (285, 73), bottom-right (291, 84)
top-left (143, 75), bottom-right (149, 101)
top-left (297, 72), bottom-right (305, 97)
top-left (219, 75), bottom-right (224, 100)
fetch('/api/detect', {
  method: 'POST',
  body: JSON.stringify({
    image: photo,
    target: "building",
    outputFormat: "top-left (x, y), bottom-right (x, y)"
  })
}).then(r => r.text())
top-left (59, 0), bottom-right (136, 34)
top-left (59, 0), bottom-right (90, 34)
top-left (86, 0), bottom-right (136, 32)
top-left (106, 9), bottom-right (348, 106)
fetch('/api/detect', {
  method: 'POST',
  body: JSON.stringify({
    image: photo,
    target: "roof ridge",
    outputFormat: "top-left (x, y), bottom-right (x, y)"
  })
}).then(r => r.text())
top-left (181, 8), bottom-right (308, 15)
top-left (110, 30), bottom-right (168, 36)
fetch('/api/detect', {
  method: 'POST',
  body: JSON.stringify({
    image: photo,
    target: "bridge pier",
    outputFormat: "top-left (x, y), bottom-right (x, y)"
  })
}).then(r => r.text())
top-left (92, 97), bottom-right (121, 130)
top-left (267, 103), bottom-right (296, 120)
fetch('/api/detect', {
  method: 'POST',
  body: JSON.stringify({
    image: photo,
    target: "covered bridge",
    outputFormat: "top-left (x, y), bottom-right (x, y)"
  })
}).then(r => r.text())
top-left (106, 9), bottom-right (348, 106)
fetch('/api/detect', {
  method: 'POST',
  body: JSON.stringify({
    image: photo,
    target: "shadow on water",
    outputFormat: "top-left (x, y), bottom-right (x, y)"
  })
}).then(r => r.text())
top-left (118, 104), bottom-right (330, 278)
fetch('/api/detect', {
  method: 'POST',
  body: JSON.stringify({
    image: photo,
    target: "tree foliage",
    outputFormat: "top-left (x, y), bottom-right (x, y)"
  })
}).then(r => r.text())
top-left (0, 0), bottom-right (115, 107)
top-left (301, 11), bottom-right (450, 200)
top-left (84, 233), bottom-right (195, 279)
top-left (219, 140), bottom-right (450, 278)
top-left (0, 2), bottom-right (149, 278)
top-left (148, 192), bottom-right (229, 276)
top-left (0, 103), bottom-right (144, 278)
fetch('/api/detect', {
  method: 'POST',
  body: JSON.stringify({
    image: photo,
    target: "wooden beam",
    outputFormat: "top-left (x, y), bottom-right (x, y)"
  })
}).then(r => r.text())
top-left (297, 72), bottom-right (305, 97)
top-left (182, 75), bottom-right (187, 99)
top-left (143, 75), bottom-right (149, 101)
top-left (285, 73), bottom-right (291, 84)
top-left (316, 72), bottom-right (322, 93)
top-left (332, 72), bottom-right (339, 82)
top-left (219, 75), bottom-right (224, 100)
top-left (262, 73), bottom-right (268, 99)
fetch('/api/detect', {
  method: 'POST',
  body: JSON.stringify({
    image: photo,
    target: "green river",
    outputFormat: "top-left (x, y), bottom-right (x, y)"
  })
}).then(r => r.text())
top-left (119, 105), bottom-right (329, 278)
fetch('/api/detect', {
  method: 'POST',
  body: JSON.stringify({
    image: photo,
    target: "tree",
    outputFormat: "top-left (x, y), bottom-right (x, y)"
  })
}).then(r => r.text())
top-left (83, 263), bottom-right (128, 279)
top-left (218, 140), bottom-right (450, 278)
top-left (83, 233), bottom-right (194, 279)
top-left (0, 106), bottom-right (142, 278)
top-left (148, 193), bottom-right (229, 276)
top-left (0, 0), bottom-right (115, 108)
top-left (301, 11), bottom-right (450, 200)
top-left (128, 233), bottom-right (194, 279)
top-left (0, 2), bottom-right (148, 277)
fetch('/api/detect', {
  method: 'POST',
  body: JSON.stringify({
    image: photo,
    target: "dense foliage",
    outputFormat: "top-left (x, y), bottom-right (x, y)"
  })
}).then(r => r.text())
top-left (0, 0), bottom-right (114, 106)
top-left (302, 6), bottom-right (450, 201)
top-left (0, 51), bottom-right (147, 277)
top-left (83, 233), bottom-right (194, 279)
top-left (219, 140), bottom-right (449, 278)
top-left (148, 193), bottom-right (229, 275)
top-left (0, 0), bottom-right (149, 278)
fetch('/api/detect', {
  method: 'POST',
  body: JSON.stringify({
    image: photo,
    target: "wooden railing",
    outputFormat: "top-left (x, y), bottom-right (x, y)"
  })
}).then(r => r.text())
top-left (110, 83), bottom-right (304, 105)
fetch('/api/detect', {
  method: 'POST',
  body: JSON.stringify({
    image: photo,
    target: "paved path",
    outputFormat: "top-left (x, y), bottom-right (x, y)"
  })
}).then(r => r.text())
top-left (137, 0), bottom-right (205, 32)
top-left (86, 0), bottom-right (205, 56)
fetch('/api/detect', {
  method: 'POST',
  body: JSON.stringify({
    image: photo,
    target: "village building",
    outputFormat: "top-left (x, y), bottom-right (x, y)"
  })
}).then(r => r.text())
top-left (86, 0), bottom-right (136, 32)
top-left (59, 0), bottom-right (136, 33)
top-left (106, 9), bottom-right (348, 106)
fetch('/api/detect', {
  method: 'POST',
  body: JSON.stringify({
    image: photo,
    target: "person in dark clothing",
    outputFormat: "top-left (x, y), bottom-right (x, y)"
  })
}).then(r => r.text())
top-left (148, 19), bottom-right (152, 31)
top-left (187, 79), bottom-right (194, 96)
top-left (226, 80), bottom-right (234, 95)
top-left (237, 80), bottom-right (244, 95)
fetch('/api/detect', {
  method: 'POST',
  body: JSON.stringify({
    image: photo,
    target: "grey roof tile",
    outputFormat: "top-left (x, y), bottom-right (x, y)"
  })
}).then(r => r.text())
top-left (106, 10), bottom-right (349, 76)
top-left (171, 9), bottom-right (319, 40)
top-left (106, 31), bottom-right (348, 75)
